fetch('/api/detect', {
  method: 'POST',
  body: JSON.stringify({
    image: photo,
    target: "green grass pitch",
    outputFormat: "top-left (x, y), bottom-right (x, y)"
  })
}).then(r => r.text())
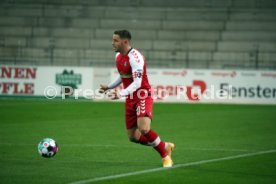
top-left (0, 99), bottom-right (276, 184)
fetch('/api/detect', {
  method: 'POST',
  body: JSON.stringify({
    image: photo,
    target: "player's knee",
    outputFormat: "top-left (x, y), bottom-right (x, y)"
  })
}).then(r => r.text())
top-left (137, 117), bottom-right (151, 135)
top-left (139, 127), bottom-right (150, 135)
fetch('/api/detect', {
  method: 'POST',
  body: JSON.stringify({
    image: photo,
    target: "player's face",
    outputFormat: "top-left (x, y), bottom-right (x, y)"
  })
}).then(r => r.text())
top-left (112, 34), bottom-right (124, 52)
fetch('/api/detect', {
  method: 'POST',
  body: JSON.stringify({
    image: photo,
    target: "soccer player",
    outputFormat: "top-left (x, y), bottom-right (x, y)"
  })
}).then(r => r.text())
top-left (100, 30), bottom-right (174, 167)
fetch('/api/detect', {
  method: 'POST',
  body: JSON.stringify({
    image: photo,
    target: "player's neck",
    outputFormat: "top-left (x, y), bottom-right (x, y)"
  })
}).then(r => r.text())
top-left (121, 46), bottom-right (132, 56)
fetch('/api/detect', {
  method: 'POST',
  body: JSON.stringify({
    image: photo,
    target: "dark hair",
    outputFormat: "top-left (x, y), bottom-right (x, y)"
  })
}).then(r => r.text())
top-left (114, 30), bottom-right (132, 40)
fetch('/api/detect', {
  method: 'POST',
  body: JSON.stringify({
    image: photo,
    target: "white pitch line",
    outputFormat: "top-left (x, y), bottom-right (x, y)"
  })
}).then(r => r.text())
top-left (68, 149), bottom-right (276, 184)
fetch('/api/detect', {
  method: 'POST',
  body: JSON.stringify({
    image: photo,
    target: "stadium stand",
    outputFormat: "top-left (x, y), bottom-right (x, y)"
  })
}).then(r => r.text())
top-left (0, 0), bottom-right (276, 69)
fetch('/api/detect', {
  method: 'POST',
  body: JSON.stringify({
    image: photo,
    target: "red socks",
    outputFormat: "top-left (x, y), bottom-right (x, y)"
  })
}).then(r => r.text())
top-left (138, 134), bottom-right (150, 145)
top-left (141, 129), bottom-right (167, 158)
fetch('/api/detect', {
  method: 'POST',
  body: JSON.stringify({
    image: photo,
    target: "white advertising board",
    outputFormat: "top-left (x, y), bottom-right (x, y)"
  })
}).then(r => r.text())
top-left (1, 65), bottom-right (275, 104)
top-left (110, 68), bottom-right (276, 104)
top-left (0, 65), bottom-right (93, 98)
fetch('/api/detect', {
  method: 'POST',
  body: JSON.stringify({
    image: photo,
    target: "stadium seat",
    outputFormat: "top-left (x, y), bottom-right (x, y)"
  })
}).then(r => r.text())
top-left (157, 30), bottom-right (220, 41)
top-left (83, 49), bottom-right (114, 60)
top-left (104, 7), bottom-right (165, 20)
top-left (44, 6), bottom-right (85, 17)
top-left (24, 27), bottom-right (94, 38)
top-left (229, 11), bottom-right (276, 21)
top-left (131, 40), bottom-right (153, 51)
top-left (226, 21), bottom-right (276, 31)
top-left (95, 29), bottom-right (157, 40)
top-left (0, 0), bottom-right (276, 69)
top-left (166, 10), bottom-right (228, 21)
top-left (2, 37), bottom-right (27, 47)
top-left (0, 6), bottom-right (42, 16)
top-left (213, 52), bottom-right (252, 62)
top-left (153, 40), bottom-right (216, 51)
top-left (189, 52), bottom-right (212, 61)
top-left (0, 26), bottom-right (32, 36)
top-left (0, 16), bottom-right (36, 26)
top-left (217, 42), bottom-right (276, 52)
top-left (222, 31), bottom-right (276, 41)
top-left (51, 28), bottom-right (93, 38)
top-left (147, 50), bottom-right (187, 61)
top-left (162, 20), bottom-right (225, 30)
top-left (26, 37), bottom-right (91, 49)
top-left (90, 39), bottom-right (114, 50)
top-left (100, 19), bottom-right (162, 30)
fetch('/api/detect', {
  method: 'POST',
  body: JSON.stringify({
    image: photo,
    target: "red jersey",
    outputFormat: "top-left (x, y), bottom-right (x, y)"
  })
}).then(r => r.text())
top-left (116, 48), bottom-right (151, 98)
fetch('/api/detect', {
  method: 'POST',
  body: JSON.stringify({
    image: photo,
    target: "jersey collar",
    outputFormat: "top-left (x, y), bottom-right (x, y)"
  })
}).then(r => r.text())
top-left (127, 47), bottom-right (133, 55)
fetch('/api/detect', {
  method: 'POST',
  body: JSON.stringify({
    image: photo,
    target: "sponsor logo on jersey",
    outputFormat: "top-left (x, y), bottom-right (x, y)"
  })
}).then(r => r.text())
top-left (133, 69), bottom-right (143, 79)
top-left (131, 50), bottom-right (140, 63)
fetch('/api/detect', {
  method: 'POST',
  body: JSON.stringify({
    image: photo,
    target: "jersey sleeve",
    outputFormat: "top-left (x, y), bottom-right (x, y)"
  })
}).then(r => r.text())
top-left (119, 49), bottom-right (144, 97)
top-left (107, 75), bottom-right (122, 89)
top-left (107, 52), bottom-right (122, 89)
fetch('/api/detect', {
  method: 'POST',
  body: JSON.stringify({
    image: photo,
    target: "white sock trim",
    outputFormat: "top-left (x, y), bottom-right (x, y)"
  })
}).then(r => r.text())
top-left (165, 142), bottom-right (168, 150)
top-left (149, 136), bottom-right (161, 147)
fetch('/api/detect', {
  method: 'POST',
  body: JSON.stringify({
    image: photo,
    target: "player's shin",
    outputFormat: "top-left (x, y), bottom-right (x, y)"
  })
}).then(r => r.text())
top-left (137, 134), bottom-right (150, 146)
top-left (143, 129), bottom-right (167, 158)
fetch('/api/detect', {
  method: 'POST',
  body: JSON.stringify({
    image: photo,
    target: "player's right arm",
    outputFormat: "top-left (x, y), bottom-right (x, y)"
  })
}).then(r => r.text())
top-left (99, 75), bottom-right (122, 93)
top-left (99, 53), bottom-right (122, 93)
top-left (107, 75), bottom-right (122, 89)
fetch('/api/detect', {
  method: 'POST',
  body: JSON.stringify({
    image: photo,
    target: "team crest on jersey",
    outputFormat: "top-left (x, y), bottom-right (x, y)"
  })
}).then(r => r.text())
top-left (124, 61), bottom-right (128, 67)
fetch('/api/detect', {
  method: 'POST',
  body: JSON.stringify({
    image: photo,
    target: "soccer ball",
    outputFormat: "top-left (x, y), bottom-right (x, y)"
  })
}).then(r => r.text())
top-left (38, 138), bottom-right (58, 158)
